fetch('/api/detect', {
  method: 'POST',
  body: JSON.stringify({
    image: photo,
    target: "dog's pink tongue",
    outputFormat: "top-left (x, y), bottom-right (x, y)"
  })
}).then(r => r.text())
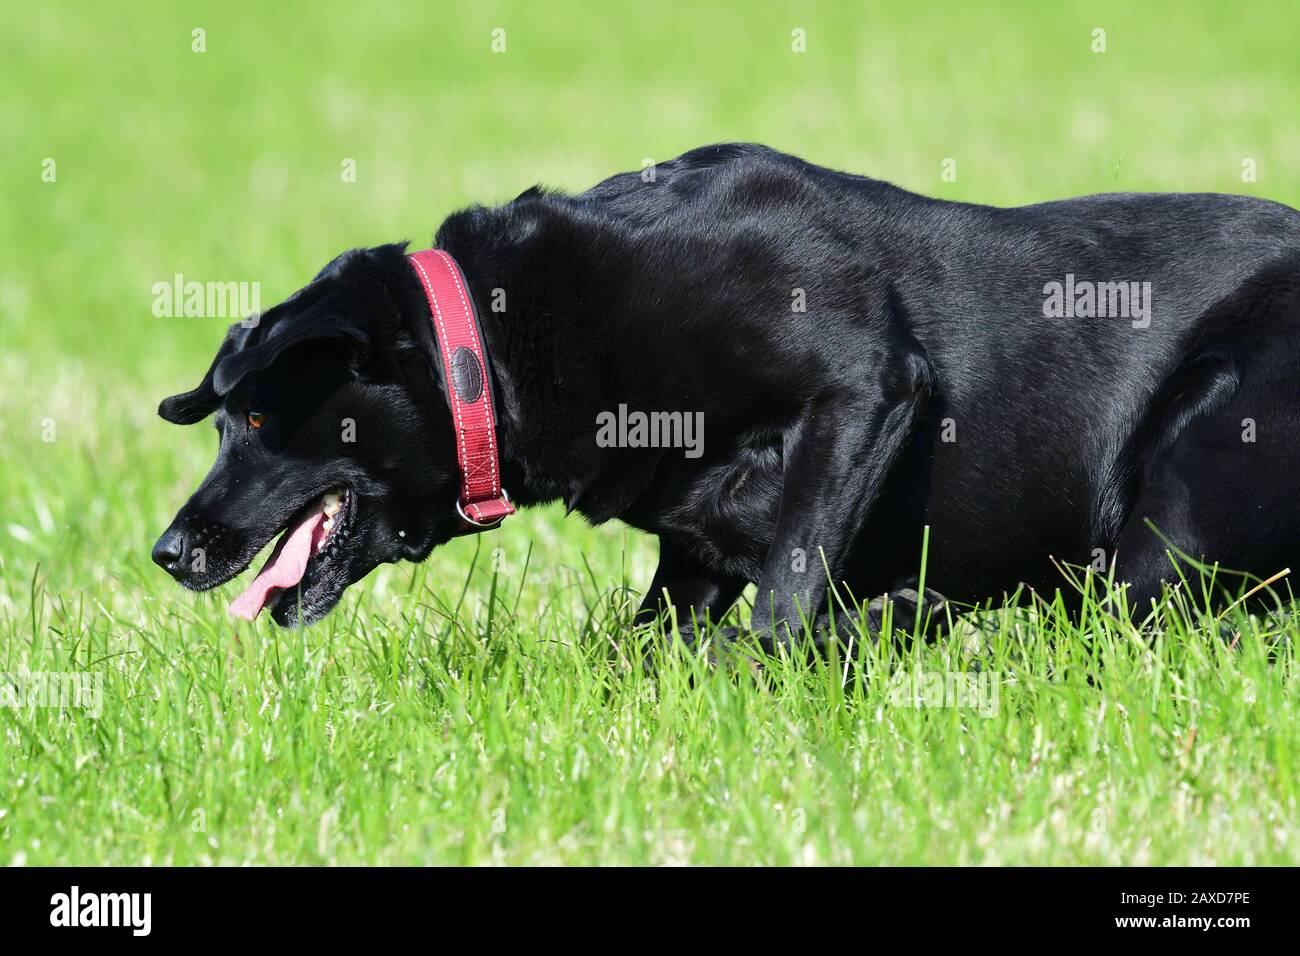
top-left (229, 510), bottom-right (327, 621)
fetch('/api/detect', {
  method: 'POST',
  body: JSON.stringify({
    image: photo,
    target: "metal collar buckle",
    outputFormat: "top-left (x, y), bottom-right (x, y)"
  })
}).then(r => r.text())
top-left (455, 488), bottom-right (511, 530)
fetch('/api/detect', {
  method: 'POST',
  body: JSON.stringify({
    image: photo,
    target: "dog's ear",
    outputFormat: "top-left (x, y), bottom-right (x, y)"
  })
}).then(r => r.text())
top-left (211, 289), bottom-right (372, 396)
top-left (157, 324), bottom-right (254, 424)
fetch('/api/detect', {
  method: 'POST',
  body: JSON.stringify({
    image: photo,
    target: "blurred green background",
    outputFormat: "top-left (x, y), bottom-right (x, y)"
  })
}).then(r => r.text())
top-left (3, 1), bottom-right (1300, 864)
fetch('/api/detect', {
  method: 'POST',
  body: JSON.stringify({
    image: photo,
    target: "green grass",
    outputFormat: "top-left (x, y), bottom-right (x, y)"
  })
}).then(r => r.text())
top-left (3, 0), bottom-right (1300, 865)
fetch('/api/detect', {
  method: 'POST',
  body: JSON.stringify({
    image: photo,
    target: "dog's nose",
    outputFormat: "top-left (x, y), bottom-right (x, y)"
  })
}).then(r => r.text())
top-left (152, 526), bottom-right (188, 577)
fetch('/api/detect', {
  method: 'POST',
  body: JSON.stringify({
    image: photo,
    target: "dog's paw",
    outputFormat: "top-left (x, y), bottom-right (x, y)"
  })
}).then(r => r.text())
top-left (775, 588), bottom-right (950, 651)
top-left (639, 621), bottom-right (766, 673)
top-left (865, 587), bottom-right (950, 643)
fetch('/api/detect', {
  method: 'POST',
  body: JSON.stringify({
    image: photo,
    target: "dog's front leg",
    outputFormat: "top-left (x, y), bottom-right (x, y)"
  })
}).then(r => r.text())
top-left (753, 347), bottom-right (935, 650)
top-left (634, 537), bottom-right (746, 629)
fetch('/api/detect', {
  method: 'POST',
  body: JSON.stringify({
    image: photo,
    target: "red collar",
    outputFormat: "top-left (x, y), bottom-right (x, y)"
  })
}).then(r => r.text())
top-left (407, 249), bottom-right (515, 531)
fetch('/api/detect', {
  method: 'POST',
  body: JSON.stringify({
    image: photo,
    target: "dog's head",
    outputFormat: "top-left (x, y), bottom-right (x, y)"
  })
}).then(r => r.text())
top-left (152, 244), bottom-right (466, 626)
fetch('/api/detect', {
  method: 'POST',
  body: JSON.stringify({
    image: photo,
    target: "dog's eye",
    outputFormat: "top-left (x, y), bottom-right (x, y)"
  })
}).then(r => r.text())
top-left (246, 411), bottom-right (266, 429)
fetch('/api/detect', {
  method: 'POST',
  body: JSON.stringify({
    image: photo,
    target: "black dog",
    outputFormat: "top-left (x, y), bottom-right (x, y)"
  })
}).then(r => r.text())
top-left (153, 143), bottom-right (1300, 644)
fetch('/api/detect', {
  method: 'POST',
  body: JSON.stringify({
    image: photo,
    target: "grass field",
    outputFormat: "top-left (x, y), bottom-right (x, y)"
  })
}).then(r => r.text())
top-left (3, 0), bottom-right (1300, 865)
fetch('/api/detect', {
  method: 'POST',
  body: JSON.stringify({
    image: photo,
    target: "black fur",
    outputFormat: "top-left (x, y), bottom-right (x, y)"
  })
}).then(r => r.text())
top-left (154, 143), bottom-right (1300, 639)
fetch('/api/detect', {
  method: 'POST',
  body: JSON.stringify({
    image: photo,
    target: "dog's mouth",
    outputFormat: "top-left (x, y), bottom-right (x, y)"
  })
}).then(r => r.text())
top-left (229, 487), bottom-right (354, 622)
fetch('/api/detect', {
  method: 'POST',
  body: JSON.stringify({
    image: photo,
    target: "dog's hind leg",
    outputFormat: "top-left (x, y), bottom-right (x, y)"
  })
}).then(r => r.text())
top-left (1103, 260), bottom-right (1300, 618)
top-left (1108, 355), bottom-right (1300, 621)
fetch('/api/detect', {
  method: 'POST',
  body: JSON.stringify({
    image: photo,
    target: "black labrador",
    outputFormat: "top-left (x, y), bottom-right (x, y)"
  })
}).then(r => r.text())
top-left (152, 143), bottom-right (1300, 645)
